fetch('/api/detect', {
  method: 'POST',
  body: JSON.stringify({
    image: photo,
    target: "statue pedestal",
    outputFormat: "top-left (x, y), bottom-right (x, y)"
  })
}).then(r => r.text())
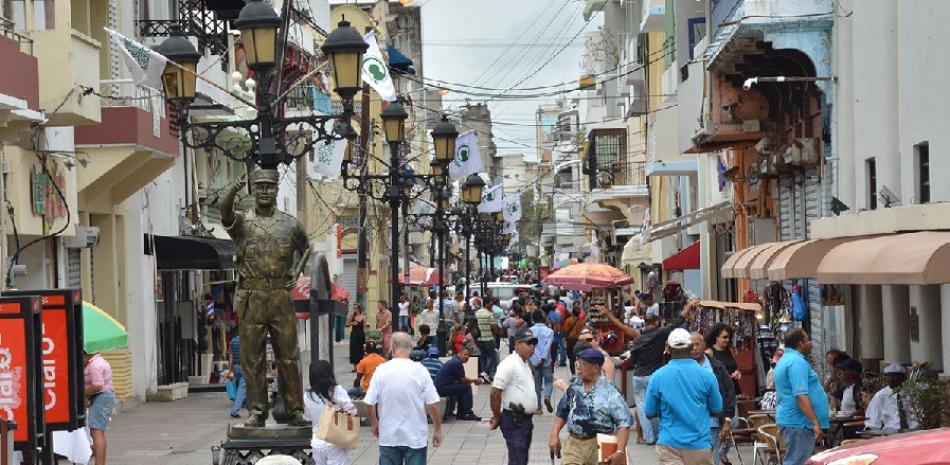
top-left (213, 424), bottom-right (313, 465)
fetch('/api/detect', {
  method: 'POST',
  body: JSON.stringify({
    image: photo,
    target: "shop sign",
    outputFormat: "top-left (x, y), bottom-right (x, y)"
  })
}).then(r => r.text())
top-left (4, 290), bottom-right (84, 431)
top-left (30, 162), bottom-right (67, 222)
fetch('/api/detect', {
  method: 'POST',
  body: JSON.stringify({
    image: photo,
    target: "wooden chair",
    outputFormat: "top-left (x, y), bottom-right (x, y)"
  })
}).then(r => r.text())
top-left (752, 424), bottom-right (786, 465)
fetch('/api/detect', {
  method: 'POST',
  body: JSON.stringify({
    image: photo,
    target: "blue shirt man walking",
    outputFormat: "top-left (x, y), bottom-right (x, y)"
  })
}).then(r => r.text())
top-left (644, 328), bottom-right (722, 465)
top-left (774, 329), bottom-right (829, 465)
top-left (528, 310), bottom-right (555, 414)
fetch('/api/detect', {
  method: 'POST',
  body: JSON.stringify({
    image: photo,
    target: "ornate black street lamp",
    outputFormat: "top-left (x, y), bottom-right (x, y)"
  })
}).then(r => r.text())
top-left (453, 174), bottom-right (484, 301)
top-left (157, 1), bottom-right (368, 169)
top-left (340, 109), bottom-right (454, 330)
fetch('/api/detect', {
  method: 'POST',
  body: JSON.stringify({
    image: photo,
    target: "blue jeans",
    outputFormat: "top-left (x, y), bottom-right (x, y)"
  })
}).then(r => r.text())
top-left (230, 365), bottom-right (247, 416)
top-left (632, 375), bottom-right (657, 444)
top-left (711, 427), bottom-right (722, 464)
top-left (556, 338), bottom-right (568, 365)
top-left (399, 315), bottom-right (409, 332)
top-left (478, 341), bottom-right (497, 377)
top-left (781, 426), bottom-right (816, 465)
top-left (532, 364), bottom-right (554, 407)
top-left (379, 445), bottom-right (427, 465)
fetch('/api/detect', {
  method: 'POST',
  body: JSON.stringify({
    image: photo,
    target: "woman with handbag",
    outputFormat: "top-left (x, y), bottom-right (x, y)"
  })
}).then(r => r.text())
top-left (305, 360), bottom-right (358, 465)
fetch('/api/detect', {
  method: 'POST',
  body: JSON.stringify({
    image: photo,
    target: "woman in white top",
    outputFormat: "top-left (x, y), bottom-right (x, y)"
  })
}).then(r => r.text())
top-left (305, 360), bottom-right (357, 465)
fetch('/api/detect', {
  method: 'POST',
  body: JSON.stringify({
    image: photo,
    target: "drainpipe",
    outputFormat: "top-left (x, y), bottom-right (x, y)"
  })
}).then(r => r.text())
top-left (742, 76), bottom-right (836, 90)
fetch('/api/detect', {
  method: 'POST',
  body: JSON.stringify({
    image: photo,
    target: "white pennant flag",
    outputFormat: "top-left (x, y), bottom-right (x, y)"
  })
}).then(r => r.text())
top-left (502, 195), bottom-right (522, 222)
top-left (502, 219), bottom-right (516, 235)
top-left (105, 27), bottom-right (168, 91)
top-left (361, 32), bottom-right (397, 102)
top-left (448, 130), bottom-right (482, 180)
top-left (478, 184), bottom-right (504, 213)
top-left (307, 138), bottom-right (348, 180)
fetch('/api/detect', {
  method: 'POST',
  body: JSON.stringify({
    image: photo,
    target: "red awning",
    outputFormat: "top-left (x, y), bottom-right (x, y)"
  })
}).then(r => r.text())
top-left (663, 241), bottom-right (701, 270)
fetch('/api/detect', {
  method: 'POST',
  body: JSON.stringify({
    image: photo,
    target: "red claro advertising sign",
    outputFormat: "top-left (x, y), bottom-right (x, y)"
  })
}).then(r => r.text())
top-left (4, 288), bottom-right (84, 431)
top-left (0, 297), bottom-right (41, 449)
top-left (0, 312), bottom-right (27, 441)
top-left (39, 294), bottom-right (73, 427)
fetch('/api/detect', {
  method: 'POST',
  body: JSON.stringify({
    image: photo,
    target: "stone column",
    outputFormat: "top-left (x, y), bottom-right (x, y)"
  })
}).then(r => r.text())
top-left (941, 284), bottom-right (950, 375)
top-left (909, 285), bottom-right (943, 370)
top-left (856, 285), bottom-right (884, 359)
top-left (881, 285), bottom-right (910, 364)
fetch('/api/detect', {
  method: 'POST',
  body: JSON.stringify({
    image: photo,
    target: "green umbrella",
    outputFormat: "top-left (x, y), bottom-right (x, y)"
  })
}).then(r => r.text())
top-left (83, 301), bottom-right (128, 353)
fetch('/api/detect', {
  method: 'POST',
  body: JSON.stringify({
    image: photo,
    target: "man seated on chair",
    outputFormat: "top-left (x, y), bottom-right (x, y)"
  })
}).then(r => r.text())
top-left (864, 364), bottom-right (919, 432)
top-left (434, 346), bottom-right (483, 421)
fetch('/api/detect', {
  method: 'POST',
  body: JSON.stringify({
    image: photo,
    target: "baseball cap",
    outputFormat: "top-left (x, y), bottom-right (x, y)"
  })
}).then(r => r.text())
top-left (427, 347), bottom-right (440, 357)
top-left (883, 363), bottom-right (907, 375)
top-left (576, 348), bottom-right (605, 366)
top-left (517, 329), bottom-right (539, 344)
top-left (666, 328), bottom-right (692, 349)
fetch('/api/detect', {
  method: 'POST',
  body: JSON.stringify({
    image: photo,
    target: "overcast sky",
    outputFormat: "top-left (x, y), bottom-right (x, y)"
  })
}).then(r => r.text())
top-left (419, 0), bottom-right (600, 159)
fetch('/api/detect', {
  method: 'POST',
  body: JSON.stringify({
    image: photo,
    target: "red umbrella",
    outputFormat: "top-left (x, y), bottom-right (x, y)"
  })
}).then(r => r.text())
top-left (542, 263), bottom-right (633, 291)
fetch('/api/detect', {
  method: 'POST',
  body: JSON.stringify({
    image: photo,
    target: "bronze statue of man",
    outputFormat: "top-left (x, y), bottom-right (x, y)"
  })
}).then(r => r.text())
top-left (221, 168), bottom-right (310, 427)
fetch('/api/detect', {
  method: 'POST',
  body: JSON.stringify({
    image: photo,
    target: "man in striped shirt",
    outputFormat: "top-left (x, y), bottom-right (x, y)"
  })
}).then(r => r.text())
top-left (475, 302), bottom-right (499, 380)
top-left (421, 347), bottom-right (444, 381)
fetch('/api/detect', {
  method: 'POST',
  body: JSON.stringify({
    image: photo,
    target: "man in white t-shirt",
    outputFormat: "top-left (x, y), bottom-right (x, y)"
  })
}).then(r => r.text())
top-left (489, 330), bottom-right (539, 465)
top-left (365, 332), bottom-right (443, 465)
top-left (397, 293), bottom-right (411, 332)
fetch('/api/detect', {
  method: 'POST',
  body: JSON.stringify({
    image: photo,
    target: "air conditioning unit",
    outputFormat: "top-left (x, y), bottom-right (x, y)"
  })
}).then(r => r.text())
top-left (64, 226), bottom-right (100, 249)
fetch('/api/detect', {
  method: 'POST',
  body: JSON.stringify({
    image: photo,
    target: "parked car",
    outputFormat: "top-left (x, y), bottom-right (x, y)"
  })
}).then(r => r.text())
top-left (485, 283), bottom-right (535, 310)
top-left (806, 428), bottom-right (950, 465)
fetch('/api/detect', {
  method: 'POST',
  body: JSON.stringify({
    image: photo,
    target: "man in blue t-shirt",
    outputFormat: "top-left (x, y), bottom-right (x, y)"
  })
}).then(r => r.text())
top-left (434, 347), bottom-right (483, 421)
top-left (774, 329), bottom-right (829, 465)
top-left (644, 328), bottom-right (722, 464)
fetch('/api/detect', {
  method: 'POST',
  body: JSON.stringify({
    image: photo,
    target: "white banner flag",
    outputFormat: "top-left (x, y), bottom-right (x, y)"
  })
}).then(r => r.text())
top-left (502, 219), bottom-right (517, 235)
top-left (362, 32), bottom-right (397, 102)
top-left (448, 130), bottom-right (482, 180)
top-left (307, 138), bottom-right (348, 180)
top-left (478, 184), bottom-right (504, 213)
top-left (105, 27), bottom-right (168, 91)
top-left (502, 195), bottom-right (522, 222)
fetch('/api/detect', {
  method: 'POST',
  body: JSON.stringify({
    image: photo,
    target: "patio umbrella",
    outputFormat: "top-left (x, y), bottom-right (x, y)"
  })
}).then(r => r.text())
top-left (542, 263), bottom-right (634, 291)
top-left (82, 301), bottom-right (128, 353)
top-left (399, 266), bottom-right (445, 286)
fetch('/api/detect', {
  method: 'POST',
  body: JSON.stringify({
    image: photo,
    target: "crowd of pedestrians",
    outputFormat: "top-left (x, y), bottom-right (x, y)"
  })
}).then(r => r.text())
top-left (240, 281), bottom-right (926, 465)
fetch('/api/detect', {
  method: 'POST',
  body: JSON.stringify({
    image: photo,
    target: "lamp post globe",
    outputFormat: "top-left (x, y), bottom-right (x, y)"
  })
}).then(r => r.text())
top-left (380, 101), bottom-right (408, 144)
top-left (461, 174), bottom-right (485, 205)
top-left (320, 19), bottom-right (369, 101)
top-left (234, 0), bottom-right (283, 70)
top-left (430, 115), bottom-right (458, 164)
top-left (156, 25), bottom-right (201, 106)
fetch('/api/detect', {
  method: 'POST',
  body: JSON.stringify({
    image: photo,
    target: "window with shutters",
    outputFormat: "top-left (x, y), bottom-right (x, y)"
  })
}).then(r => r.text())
top-left (866, 158), bottom-right (877, 210)
top-left (915, 142), bottom-right (930, 204)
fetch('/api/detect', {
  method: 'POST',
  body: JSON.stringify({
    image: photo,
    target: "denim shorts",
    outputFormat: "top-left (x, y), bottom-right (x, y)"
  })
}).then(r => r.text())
top-left (88, 391), bottom-right (116, 430)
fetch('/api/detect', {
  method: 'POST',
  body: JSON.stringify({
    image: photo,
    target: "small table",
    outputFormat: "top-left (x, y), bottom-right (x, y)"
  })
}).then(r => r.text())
top-left (856, 428), bottom-right (904, 438)
top-left (747, 409), bottom-right (776, 420)
top-left (827, 415), bottom-right (865, 447)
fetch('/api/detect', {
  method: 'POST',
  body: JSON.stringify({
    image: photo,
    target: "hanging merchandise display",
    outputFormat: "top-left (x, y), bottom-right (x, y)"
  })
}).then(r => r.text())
top-left (790, 284), bottom-right (806, 321)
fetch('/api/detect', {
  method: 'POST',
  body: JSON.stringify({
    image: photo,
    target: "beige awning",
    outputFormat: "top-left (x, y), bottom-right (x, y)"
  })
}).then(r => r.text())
top-left (766, 238), bottom-right (856, 281)
top-left (721, 242), bottom-right (778, 279)
top-left (747, 241), bottom-right (803, 280)
top-left (816, 231), bottom-right (950, 285)
top-left (621, 234), bottom-right (651, 267)
top-left (699, 300), bottom-right (762, 312)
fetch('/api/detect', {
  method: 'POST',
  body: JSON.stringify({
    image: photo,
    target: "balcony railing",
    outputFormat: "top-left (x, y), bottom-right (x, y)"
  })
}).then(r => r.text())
top-left (0, 17), bottom-right (33, 55)
top-left (587, 128), bottom-right (647, 190)
top-left (99, 81), bottom-right (166, 118)
top-left (137, 15), bottom-right (228, 64)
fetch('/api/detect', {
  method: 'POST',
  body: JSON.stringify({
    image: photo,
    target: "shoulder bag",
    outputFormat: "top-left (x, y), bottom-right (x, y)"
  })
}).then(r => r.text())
top-left (315, 400), bottom-right (360, 449)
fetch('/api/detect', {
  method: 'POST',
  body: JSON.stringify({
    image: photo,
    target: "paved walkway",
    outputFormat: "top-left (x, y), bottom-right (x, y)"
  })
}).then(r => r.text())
top-left (103, 341), bottom-right (753, 465)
